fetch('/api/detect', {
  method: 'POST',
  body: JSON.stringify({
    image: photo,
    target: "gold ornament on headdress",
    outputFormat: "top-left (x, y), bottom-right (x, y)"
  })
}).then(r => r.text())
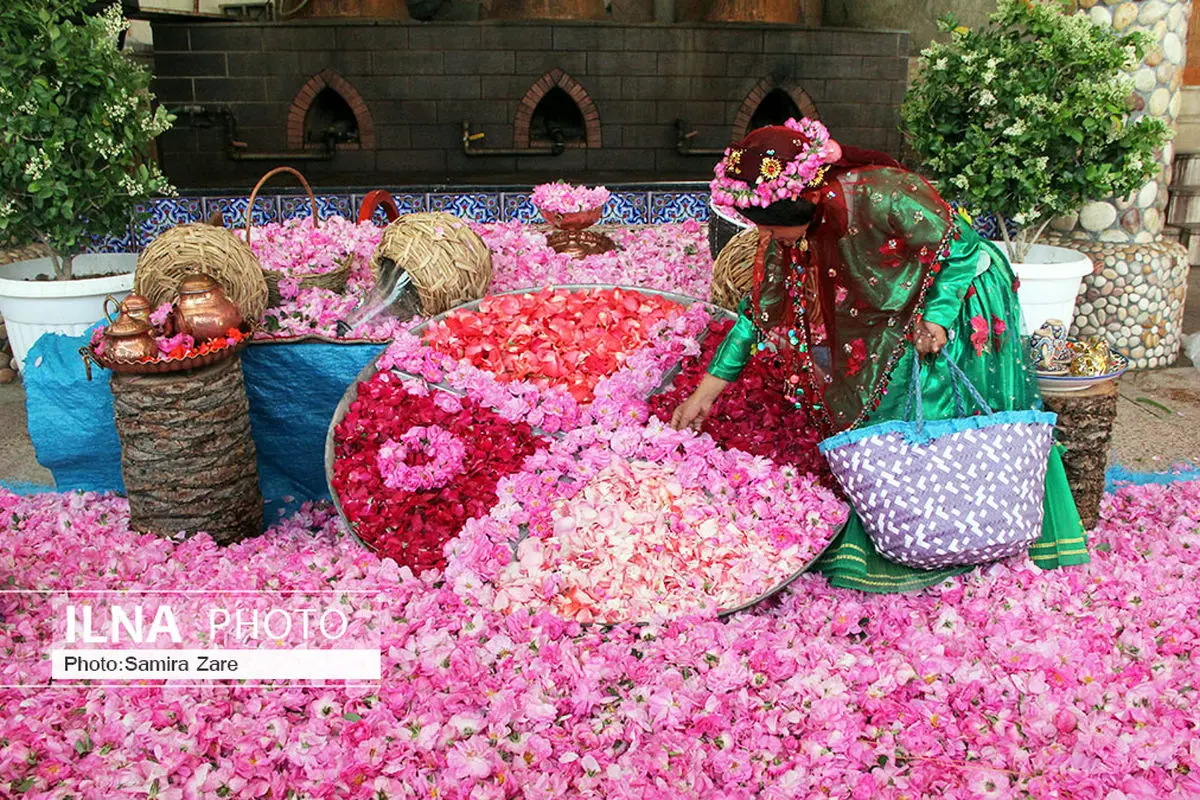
top-left (807, 165), bottom-right (831, 189)
top-left (758, 157), bottom-right (783, 181)
top-left (725, 149), bottom-right (743, 175)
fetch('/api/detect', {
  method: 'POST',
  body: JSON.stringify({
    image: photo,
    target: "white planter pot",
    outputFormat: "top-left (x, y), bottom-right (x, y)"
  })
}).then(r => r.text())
top-left (992, 242), bottom-right (1093, 337)
top-left (0, 253), bottom-right (138, 371)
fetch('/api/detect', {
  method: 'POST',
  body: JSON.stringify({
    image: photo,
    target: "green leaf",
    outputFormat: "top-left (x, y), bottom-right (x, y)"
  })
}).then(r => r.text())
top-left (343, 712), bottom-right (362, 722)
top-left (11, 777), bottom-right (36, 794)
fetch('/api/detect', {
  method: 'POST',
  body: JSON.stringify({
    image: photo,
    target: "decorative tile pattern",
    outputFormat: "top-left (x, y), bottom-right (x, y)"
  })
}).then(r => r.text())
top-left (428, 192), bottom-right (501, 223)
top-left (502, 193), bottom-right (541, 224)
top-left (279, 194), bottom-right (355, 222)
top-left (133, 197), bottom-right (205, 248)
top-left (202, 196), bottom-right (280, 230)
top-left (388, 193), bottom-right (429, 216)
top-left (84, 231), bottom-right (136, 254)
top-left (649, 192), bottom-right (709, 225)
top-left (602, 192), bottom-right (649, 225)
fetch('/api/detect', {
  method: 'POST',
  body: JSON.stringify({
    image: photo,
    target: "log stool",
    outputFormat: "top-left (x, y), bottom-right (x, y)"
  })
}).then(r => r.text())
top-left (1042, 380), bottom-right (1119, 530)
top-left (110, 357), bottom-right (263, 544)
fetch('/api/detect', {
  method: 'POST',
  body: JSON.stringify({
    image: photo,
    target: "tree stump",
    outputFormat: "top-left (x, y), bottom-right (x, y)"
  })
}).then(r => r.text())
top-left (110, 357), bottom-right (262, 545)
top-left (1041, 380), bottom-right (1119, 530)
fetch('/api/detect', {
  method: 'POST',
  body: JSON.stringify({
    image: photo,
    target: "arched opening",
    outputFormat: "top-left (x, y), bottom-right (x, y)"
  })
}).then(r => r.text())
top-left (287, 69), bottom-right (376, 151)
top-left (305, 87), bottom-right (359, 147)
top-left (731, 78), bottom-right (819, 142)
top-left (529, 86), bottom-right (587, 146)
top-left (513, 69), bottom-right (601, 149)
top-left (748, 88), bottom-right (803, 132)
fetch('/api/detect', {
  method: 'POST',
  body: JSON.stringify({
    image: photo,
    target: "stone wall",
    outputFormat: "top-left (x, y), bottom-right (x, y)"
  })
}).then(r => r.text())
top-left (149, 20), bottom-right (908, 188)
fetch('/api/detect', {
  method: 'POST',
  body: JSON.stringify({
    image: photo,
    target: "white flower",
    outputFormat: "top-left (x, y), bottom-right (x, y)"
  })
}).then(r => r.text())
top-left (1003, 120), bottom-right (1026, 137)
top-left (978, 90), bottom-right (997, 107)
top-left (951, 174), bottom-right (970, 190)
top-left (934, 57), bottom-right (949, 71)
top-left (23, 151), bottom-right (50, 181)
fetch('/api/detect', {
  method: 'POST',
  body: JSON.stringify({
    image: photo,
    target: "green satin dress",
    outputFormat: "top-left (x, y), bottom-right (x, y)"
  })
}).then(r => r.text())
top-left (707, 221), bottom-right (1090, 593)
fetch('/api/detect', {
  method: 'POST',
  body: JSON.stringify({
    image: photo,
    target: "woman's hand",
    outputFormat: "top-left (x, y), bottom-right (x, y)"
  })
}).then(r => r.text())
top-left (914, 320), bottom-right (948, 356)
top-left (671, 374), bottom-right (729, 431)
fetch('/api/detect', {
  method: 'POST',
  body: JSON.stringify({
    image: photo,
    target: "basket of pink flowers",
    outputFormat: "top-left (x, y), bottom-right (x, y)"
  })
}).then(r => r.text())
top-left (243, 166), bottom-right (365, 306)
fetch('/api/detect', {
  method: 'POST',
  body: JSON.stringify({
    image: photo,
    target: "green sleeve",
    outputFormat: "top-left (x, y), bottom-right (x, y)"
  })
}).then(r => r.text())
top-left (921, 219), bottom-right (980, 330)
top-left (707, 297), bottom-right (757, 382)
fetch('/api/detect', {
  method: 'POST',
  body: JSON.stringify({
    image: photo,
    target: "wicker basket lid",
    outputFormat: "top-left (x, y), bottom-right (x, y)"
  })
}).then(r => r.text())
top-left (709, 227), bottom-right (760, 311)
top-left (134, 223), bottom-right (269, 324)
top-left (372, 212), bottom-right (493, 317)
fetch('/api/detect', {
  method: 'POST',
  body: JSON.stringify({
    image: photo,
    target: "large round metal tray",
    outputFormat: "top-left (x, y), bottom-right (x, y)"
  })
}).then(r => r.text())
top-left (325, 284), bottom-right (832, 619)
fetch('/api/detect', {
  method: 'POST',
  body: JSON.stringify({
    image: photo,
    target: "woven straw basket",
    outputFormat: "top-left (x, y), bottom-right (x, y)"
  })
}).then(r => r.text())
top-left (373, 212), bottom-right (493, 317)
top-left (709, 228), bottom-right (759, 311)
top-left (247, 166), bottom-right (352, 307)
top-left (135, 224), bottom-right (269, 324)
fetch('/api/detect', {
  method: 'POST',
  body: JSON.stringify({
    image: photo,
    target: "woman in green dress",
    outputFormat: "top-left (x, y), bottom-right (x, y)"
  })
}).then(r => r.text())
top-left (672, 119), bottom-right (1089, 593)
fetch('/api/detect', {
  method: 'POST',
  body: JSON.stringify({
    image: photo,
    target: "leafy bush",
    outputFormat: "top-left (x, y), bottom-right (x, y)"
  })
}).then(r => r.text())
top-left (0, 1), bottom-right (174, 279)
top-left (901, 0), bottom-right (1170, 262)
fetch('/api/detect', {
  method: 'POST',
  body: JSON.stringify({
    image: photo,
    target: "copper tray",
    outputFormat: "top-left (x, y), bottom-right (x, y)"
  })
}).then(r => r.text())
top-left (80, 327), bottom-right (253, 380)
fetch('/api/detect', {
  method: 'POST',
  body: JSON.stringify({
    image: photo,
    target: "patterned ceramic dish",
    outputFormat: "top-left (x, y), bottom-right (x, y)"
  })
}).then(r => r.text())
top-left (1037, 352), bottom-right (1129, 393)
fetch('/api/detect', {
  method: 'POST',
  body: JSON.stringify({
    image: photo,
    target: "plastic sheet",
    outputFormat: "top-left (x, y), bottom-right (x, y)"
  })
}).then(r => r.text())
top-left (21, 326), bottom-right (385, 508)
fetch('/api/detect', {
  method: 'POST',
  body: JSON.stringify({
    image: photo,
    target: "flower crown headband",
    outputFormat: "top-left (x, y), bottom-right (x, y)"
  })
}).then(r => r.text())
top-left (710, 118), bottom-right (843, 210)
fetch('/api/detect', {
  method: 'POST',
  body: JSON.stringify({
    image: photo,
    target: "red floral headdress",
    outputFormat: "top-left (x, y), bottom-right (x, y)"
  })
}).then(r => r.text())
top-left (710, 118), bottom-right (843, 210)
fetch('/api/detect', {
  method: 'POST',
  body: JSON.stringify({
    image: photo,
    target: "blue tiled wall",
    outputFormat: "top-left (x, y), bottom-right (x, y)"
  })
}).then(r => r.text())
top-left (88, 188), bottom-right (713, 252)
top-left (87, 188), bottom-right (1011, 252)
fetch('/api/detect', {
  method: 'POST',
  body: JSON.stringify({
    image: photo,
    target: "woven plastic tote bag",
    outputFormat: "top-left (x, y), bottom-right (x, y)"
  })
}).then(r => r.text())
top-left (818, 354), bottom-right (1057, 570)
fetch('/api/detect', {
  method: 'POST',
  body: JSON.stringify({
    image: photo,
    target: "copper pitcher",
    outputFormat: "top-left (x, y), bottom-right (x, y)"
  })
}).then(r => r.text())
top-left (103, 312), bottom-right (158, 362)
top-left (172, 273), bottom-right (242, 342)
top-left (105, 294), bottom-right (153, 326)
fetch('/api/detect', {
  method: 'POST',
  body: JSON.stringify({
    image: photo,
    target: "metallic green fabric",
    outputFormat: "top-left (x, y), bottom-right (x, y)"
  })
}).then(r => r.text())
top-left (708, 297), bottom-right (757, 382)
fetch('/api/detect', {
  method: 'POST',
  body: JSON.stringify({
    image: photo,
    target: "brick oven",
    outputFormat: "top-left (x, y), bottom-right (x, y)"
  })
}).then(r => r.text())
top-left (150, 20), bottom-right (908, 189)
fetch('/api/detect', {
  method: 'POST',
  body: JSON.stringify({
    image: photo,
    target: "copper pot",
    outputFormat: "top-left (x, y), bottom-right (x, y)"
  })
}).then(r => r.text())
top-left (173, 273), bottom-right (243, 342)
top-left (105, 294), bottom-right (154, 326)
top-left (104, 313), bottom-right (158, 362)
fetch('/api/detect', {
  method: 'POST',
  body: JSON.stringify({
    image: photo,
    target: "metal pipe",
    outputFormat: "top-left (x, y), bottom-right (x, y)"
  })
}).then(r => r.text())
top-left (228, 148), bottom-right (334, 161)
top-left (462, 121), bottom-right (566, 157)
top-left (675, 118), bottom-right (727, 157)
top-left (167, 105), bottom-right (337, 162)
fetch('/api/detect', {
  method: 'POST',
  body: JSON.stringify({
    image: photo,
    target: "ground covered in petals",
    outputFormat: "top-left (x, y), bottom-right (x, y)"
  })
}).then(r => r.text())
top-left (2, 481), bottom-right (1199, 798)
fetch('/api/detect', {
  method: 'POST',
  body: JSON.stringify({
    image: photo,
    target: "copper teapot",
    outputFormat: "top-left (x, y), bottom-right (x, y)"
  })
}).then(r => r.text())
top-left (104, 293), bottom-right (153, 326)
top-left (172, 273), bottom-right (242, 342)
top-left (103, 312), bottom-right (158, 362)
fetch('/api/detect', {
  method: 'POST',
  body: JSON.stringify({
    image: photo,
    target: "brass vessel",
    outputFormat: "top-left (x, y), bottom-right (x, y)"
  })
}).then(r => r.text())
top-left (173, 273), bottom-right (242, 342)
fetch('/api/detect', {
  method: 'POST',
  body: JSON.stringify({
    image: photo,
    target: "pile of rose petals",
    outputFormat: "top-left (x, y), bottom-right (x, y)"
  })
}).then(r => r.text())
top-left (2, 481), bottom-right (1200, 797)
top-left (529, 181), bottom-right (611, 215)
top-left (422, 288), bottom-right (684, 403)
top-left (252, 221), bottom-right (713, 342)
top-left (649, 318), bottom-right (832, 483)
top-left (330, 372), bottom-right (547, 571)
top-left (444, 422), bottom-right (848, 624)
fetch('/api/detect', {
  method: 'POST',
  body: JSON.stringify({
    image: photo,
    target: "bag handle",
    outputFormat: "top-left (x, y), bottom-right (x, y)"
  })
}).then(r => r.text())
top-left (245, 166), bottom-right (319, 247)
top-left (904, 350), bottom-right (995, 433)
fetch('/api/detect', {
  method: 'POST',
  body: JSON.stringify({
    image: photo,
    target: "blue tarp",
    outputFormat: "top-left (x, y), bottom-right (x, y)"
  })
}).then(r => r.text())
top-left (21, 326), bottom-right (385, 506)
